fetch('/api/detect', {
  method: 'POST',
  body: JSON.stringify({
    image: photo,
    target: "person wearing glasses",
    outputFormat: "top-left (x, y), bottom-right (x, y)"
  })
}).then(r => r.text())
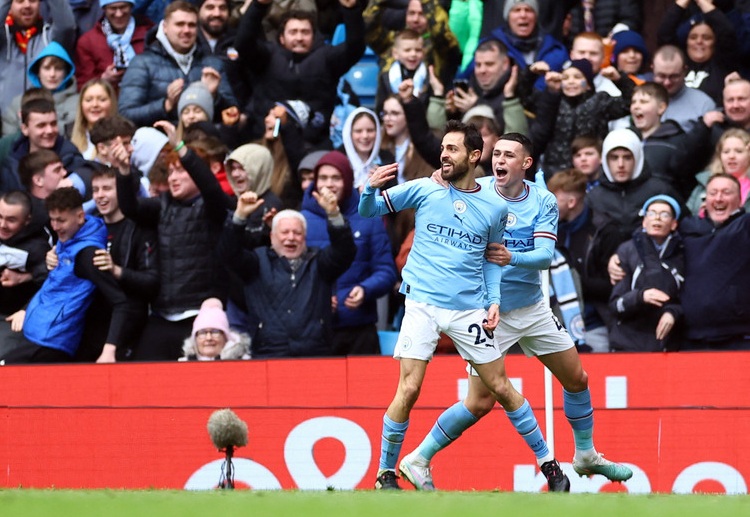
top-left (179, 298), bottom-right (250, 361)
top-left (608, 195), bottom-right (684, 352)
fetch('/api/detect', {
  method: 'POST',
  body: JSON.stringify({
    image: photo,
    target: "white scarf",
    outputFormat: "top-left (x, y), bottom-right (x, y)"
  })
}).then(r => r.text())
top-left (388, 61), bottom-right (428, 97)
top-left (342, 107), bottom-right (383, 188)
top-left (155, 20), bottom-right (196, 75)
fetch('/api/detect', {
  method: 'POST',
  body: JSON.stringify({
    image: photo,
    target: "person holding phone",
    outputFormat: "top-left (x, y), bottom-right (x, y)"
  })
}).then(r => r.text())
top-left (74, 0), bottom-right (154, 91)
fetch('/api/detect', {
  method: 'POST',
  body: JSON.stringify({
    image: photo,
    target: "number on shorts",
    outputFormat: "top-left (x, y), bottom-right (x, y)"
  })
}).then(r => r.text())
top-left (469, 322), bottom-right (494, 345)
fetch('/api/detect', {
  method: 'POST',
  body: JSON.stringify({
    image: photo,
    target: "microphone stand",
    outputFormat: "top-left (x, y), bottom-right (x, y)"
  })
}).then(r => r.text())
top-left (218, 445), bottom-right (235, 489)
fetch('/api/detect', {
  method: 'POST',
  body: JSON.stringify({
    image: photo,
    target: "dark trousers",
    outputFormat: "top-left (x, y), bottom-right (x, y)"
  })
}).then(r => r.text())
top-left (0, 328), bottom-right (72, 364)
top-left (133, 315), bottom-right (196, 361)
top-left (331, 324), bottom-right (380, 356)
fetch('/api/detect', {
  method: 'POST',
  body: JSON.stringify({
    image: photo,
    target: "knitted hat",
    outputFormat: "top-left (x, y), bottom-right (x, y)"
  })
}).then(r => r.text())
top-left (100, 0), bottom-right (135, 6)
top-left (503, 0), bottom-right (539, 21)
top-left (640, 194), bottom-right (681, 220)
top-left (178, 82), bottom-right (214, 122)
top-left (313, 150), bottom-right (354, 203)
top-left (192, 298), bottom-right (231, 339)
top-left (461, 104), bottom-right (497, 124)
top-left (298, 149), bottom-right (328, 173)
top-left (563, 59), bottom-right (595, 89)
top-left (131, 127), bottom-right (169, 175)
top-left (275, 100), bottom-right (311, 128)
top-left (612, 30), bottom-right (649, 66)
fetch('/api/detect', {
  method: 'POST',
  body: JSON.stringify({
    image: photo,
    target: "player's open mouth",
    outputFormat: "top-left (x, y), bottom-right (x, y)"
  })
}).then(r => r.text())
top-left (494, 168), bottom-right (508, 179)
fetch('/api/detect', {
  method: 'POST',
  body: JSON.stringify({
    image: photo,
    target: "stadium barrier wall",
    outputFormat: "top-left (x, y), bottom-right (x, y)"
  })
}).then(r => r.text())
top-left (1, 352), bottom-right (748, 493)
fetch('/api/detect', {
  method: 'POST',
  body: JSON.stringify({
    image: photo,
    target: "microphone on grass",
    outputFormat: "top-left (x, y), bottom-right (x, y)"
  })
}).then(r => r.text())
top-left (207, 408), bottom-right (248, 489)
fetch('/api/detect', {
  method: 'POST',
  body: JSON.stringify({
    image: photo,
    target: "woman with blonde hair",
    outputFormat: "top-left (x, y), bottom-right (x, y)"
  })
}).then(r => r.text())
top-left (687, 128), bottom-right (750, 215)
top-left (70, 79), bottom-right (118, 159)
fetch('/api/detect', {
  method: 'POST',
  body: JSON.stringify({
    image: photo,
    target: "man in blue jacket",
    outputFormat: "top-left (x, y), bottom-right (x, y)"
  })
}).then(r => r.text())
top-left (0, 187), bottom-right (140, 363)
top-left (301, 150), bottom-right (397, 355)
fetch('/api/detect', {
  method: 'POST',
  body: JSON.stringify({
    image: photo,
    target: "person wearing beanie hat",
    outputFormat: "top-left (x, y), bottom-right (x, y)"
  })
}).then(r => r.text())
top-left (130, 127), bottom-right (169, 175)
top-left (530, 56), bottom-right (634, 175)
top-left (180, 298), bottom-right (251, 360)
top-left (611, 30), bottom-right (649, 78)
top-left (300, 150), bottom-right (396, 356)
top-left (178, 81), bottom-right (215, 128)
top-left (298, 149), bottom-right (328, 191)
top-left (503, 0), bottom-right (538, 22)
top-left (608, 194), bottom-right (685, 352)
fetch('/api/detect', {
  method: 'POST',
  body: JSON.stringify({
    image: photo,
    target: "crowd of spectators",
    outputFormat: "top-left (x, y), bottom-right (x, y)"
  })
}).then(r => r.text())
top-left (0, 0), bottom-right (748, 363)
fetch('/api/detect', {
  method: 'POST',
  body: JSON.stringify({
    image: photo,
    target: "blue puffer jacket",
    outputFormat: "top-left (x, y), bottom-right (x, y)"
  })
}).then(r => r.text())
top-left (301, 185), bottom-right (397, 328)
top-left (23, 216), bottom-right (107, 356)
top-left (118, 33), bottom-right (238, 127)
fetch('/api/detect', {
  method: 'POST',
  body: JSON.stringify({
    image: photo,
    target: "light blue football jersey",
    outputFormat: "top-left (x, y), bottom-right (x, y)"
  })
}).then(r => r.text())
top-left (477, 178), bottom-right (559, 313)
top-left (359, 178), bottom-right (508, 310)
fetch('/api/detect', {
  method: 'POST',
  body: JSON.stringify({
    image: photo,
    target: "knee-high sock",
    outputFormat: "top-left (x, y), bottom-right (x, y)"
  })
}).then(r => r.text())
top-left (564, 388), bottom-right (594, 452)
top-left (414, 402), bottom-right (478, 462)
top-left (379, 414), bottom-right (409, 470)
top-left (506, 399), bottom-right (551, 463)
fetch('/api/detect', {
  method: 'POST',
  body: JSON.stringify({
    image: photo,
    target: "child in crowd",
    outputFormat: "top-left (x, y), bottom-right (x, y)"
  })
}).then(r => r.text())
top-left (3, 42), bottom-right (79, 137)
top-left (176, 82), bottom-right (213, 141)
top-left (609, 195), bottom-right (684, 352)
top-left (570, 135), bottom-right (603, 191)
top-left (630, 82), bottom-right (691, 197)
top-left (375, 29), bottom-right (429, 113)
top-left (531, 58), bottom-right (634, 175)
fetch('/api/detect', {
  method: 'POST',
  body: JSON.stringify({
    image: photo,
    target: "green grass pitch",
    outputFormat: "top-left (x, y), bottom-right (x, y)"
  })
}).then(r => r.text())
top-left (1, 490), bottom-right (749, 517)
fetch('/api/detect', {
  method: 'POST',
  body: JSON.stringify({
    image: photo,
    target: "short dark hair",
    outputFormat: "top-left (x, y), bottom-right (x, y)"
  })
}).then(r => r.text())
top-left (164, 0), bottom-right (198, 19)
top-left (91, 166), bottom-right (118, 183)
top-left (89, 115), bottom-right (136, 145)
top-left (18, 149), bottom-right (62, 190)
top-left (0, 190), bottom-right (33, 219)
top-left (445, 119), bottom-right (484, 158)
top-left (21, 98), bottom-right (56, 125)
top-left (475, 38), bottom-right (508, 57)
top-left (278, 9), bottom-right (316, 36)
top-left (21, 87), bottom-right (54, 107)
top-left (634, 82), bottom-right (669, 106)
top-left (45, 187), bottom-right (84, 213)
top-left (499, 132), bottom-right (534, 157)
top-left (394, 28), bottom-right (421, 45)
top-left (466, 115), bottom-right (503, 137)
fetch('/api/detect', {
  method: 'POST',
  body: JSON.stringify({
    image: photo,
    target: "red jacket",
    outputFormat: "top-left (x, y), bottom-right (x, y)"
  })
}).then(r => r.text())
top-left (74, 18), bottom-right (153, 91)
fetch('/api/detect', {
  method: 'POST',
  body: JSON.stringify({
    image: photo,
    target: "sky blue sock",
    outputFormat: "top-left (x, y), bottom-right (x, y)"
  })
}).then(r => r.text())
top-left (379, 414), bottom-right (409, 470)
top-left (564, 388), bottom-right (594, 451)
top-left (505, 400), bottom-right (549, 459)
top-left (416, 402), bottom-right (478, 461)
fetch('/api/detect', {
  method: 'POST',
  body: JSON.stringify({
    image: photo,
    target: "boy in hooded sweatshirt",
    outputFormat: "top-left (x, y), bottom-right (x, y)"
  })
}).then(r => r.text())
top-left (587, 128), bottom-right (684, 248)
top-left (3, 41), bottom-right (78, 137)
top-left (530, 58), bottom-right (634, 175)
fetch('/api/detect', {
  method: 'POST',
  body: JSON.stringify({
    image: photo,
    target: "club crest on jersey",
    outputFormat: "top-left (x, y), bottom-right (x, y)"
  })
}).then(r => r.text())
top-left (453, 200), bottom-right (467, 214)
top-left (506, 213), bottom-right (517, 227)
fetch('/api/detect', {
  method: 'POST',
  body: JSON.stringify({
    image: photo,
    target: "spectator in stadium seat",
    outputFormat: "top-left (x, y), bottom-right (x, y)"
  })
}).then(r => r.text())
top-left (0, 187), bottom-right (139, 363)
top-left (608, 195), bottom-right (685, 352)
top-left (610, 174), bottom-right (750, 350)
top-left (234, 0), bottom-right (365, 146)
top-left (74, 0), bottom-right (153, 92)
top-left (651, 44), bottom-right (716, 133)
top-left (0, 190), bottom-right (50, 318)
top-left (301, 150), bottom-right (397, 355)
top-left (179, 297), bottom-right (251, 361)
top-left (118, 1), bottom-right (238, 128)
top-left (115, 119), bottom-right (233, 360)
top-left (0, 0), bottom-right (76, 112)
top-left (218, 191), bottom-right (356, 358)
